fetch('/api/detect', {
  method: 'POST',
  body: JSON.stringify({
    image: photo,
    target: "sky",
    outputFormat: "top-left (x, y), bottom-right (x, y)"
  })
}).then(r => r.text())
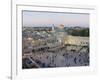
top-left (22, 11), bottom-right (89, 27)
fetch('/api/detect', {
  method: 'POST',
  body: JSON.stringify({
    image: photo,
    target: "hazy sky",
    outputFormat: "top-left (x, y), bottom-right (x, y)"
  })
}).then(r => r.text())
top-left (22, 11), bottom-right (89, 27)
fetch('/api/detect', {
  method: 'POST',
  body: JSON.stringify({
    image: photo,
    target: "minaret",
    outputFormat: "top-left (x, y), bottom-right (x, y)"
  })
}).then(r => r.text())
top-left (52, 24), bottom-right (55, 32)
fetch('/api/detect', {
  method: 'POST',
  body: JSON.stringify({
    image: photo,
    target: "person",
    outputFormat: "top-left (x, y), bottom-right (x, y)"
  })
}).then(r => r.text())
top-left (74, 57), bottom-right (77, 64)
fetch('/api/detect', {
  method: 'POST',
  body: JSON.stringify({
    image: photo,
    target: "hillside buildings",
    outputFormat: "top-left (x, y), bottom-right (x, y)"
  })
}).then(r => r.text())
top-left (22, 24), bottom-right (89, 68)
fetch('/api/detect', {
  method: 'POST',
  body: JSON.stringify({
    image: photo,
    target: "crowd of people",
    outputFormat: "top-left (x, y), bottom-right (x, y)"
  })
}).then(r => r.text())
top-left (22, 45), bottom-right (89, 69)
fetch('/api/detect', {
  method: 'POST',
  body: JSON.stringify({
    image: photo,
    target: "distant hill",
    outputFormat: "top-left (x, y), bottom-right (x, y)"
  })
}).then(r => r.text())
top-left (65, 27), bottom-right (89, 37)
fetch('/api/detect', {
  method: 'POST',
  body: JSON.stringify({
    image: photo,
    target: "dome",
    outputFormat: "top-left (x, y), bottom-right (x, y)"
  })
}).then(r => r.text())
top-left (58, 24), bottom-right (64, 29)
